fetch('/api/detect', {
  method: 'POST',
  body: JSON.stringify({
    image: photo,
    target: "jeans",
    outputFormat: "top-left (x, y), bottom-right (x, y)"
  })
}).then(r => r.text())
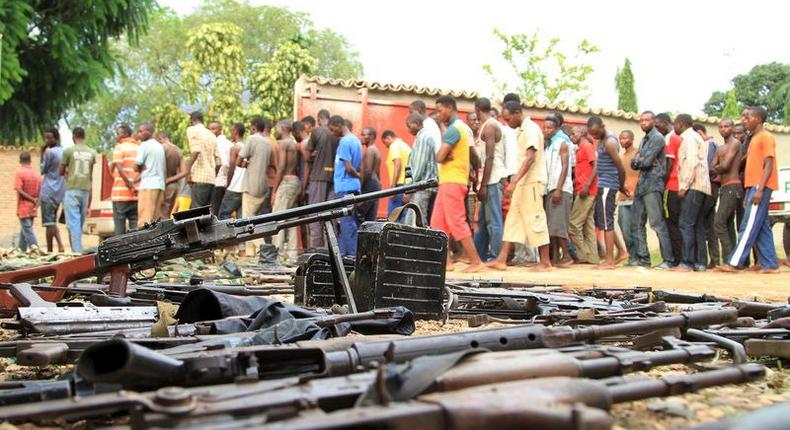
top-left (728, 187), bottom-right (778, 269)
top-left (473, 183), bottom-right (504, 261)
top-left (410, 190), bottom-right (435, 227)
top-left (190, 183), bottom-right (214, 209)
top-left (703, 182), bottom-right (721, 266)
top-left (18, 217), bottom-right (37, 251)
top-left (665, 190), bottom-right (683, 262)
top-left (64, 189), bottom-right (90, 253)
top-left (336, 191), bottom-right (358, 257)
top-left (679, 190), bottom-right (708, 266)
top-left (617, 203), bottom-right (636, 259)
top-left (714, 183), bottom-right (744, 264)
top-left (357, 178), bottom-right (381, 223)
top-left (388, 193), bottom-right (404, 217)
top-left (633, 191), bottom-right (674, 266)
top-left (210, 186), bottom-right (226, 216)
top-left (218, 190), bottom-right (243, 220)
top-left (112, 201), bottom-right (138, 235)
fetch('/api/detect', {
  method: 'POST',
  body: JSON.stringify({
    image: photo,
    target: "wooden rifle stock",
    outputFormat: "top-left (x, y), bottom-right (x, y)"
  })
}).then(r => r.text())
top-left (0, 255), bottom-right (103, 310)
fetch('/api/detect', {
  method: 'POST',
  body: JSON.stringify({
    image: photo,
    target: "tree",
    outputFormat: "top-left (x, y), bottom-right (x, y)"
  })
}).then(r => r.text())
top-left (703, 62), bottom-right (790, 125)
top-left (182, 23), bottom-right (246, 124)
top-left (251, 38), bottom-right (317, 121)
top-left (483, 28), bottom-right (599, 106)
top-left (721, 89), bottom-right (741, 120)
top-left (614, 58), bottom-right (638, 113)
top-left (66, 1), bottom-right (362, 149)
top-left (0, 0), bottom-right (154, 144)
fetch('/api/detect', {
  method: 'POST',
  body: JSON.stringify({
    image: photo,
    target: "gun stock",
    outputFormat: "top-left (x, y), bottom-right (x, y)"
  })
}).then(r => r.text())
top-left (0, 255), bottom-right (97, 311)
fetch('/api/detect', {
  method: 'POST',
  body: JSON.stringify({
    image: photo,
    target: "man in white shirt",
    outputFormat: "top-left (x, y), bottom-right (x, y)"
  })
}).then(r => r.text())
top-left (209, 121), bottom-right (232, 216)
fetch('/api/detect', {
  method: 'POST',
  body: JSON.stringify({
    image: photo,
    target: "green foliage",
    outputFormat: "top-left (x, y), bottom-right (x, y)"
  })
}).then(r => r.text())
top-left (152, 104), bottom-right (190, 150)
top-left (65, 1), bottom-right (362, 149)
top-left (183, 23), bottom-right (245, 124)
top-left (703, 62), bottom-right (790, 125)
top-left (252, 39), bottom-right (317, 121)
top-left (483, 28), bottom-right (599, 106)
top-left (0, 0), bottom-right (154, 144)
top-left (721, 89), bottom-right (741, 120)
top-left (614, 58), bottom-right (638, 113)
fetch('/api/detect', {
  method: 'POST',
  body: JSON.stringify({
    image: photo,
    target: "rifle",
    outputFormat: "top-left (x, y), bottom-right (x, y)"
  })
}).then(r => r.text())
top-left (0, 179), bottom-right (438, 310)
top-left (74, 309), bottom-right (737, 390)
top-left (0, 343), bottom-right (718, 418)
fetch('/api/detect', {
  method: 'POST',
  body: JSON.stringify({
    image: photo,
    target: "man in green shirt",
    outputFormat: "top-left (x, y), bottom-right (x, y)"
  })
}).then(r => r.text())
top-left (59, 127), bottom-right (97, 253)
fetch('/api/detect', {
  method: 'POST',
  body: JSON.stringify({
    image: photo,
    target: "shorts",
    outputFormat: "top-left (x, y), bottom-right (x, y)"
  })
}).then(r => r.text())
top-left (595, 187), bottom-right (617, 231)
top-left (430, 183), bottom-right (472, 241)
top-left (40, 199), bottom-right (60, 226)
top-left (544, 190), bottom-right (572, 239)
top-left (503, 182), bottom-right (549, 247)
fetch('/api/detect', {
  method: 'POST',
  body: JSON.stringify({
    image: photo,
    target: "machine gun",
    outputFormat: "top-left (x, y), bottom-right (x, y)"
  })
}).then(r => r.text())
top-left (0, 179), bottom-right (439, 310)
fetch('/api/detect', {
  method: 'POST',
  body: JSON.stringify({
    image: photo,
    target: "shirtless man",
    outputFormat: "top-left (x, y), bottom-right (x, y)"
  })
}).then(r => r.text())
top-left (271, 120), bottom-right (301, 262)
top-left (712, 119), bottom-right (744, 267)
top-left (358, 127), bottom-right (382, 222)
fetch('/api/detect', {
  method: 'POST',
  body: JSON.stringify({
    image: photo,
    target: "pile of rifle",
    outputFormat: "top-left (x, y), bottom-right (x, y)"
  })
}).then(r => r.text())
top-left (0, 281), bottom-right (787, 429)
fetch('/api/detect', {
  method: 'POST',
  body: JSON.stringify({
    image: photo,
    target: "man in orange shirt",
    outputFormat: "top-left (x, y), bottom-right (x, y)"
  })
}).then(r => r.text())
top-left (110, 124), bottom-right (140, 235)
top-left (718, 106), bottom-right (779, 273)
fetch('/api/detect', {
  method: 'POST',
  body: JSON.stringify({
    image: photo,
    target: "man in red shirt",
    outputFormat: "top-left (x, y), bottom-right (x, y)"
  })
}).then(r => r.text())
top-left (14, 151), bottom-right (42, 252)
top-left (655, 113), bottom-right (682, 266)
top-left (568, 125), bottom-right (599, 264)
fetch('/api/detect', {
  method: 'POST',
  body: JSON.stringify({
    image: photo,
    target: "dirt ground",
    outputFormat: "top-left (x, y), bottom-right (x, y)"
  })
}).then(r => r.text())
top-left (447, 263), bottom-right (790, 303)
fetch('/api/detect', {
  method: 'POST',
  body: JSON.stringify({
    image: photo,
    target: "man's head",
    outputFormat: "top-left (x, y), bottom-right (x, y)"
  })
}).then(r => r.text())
top-left (547, 111), bottom-right (564, 127)
top-left (733, 123), bottom-right (747, 143)
top-left (409, 100), bottom-right (427, 115)
top-left (406, 113), bottom-right (424, 137)
top-left (718, 118), bottom-right (734, 140)
top-left (740, 108), bottom-right (750, 128)
top-left (587, 116), bottom-right (605, 139)
top-left (692, 122), bottom-right (708, 140)
top-left (542, 117), bottom-right (559, 139)
top-left (344, 119), bottom-right (353, 133)
top-left (466, 112), bottom-right (479, 134)
top-left (317, 109), bottom-right (331, 127)
top-left (743, 106), bottom-right (768, 132)
top-left (137, 123), bottom-right (155, 141)
top-left (275, 120), bottom-right (292, 140)
top-left (230, 123), bottom-right (245, 141)
top-left (655, 113), bottom-right (672, 135)
top-left (292, 121), bottom-right (306, 142)
top-left (44, 128), bottom-right (59, 146)
top-left (301, 115), bottom-right (316, 135)
top-left (501, 101), bottom-right (522, 129)
top-left (190, 111), bottom-right (204, 125)
top-left (382, 130), bottom-right (396, 147)
top-left (154, 130), bottom-right (170, 144)
top-left (673, 114), bottom-right (693, 135)
top-left (250, 117), bottom-right (266, 134)
top-left (503, 93), bottom-right (521, 104)
top-left (72, 127), bottom-right (86, 144)
top-left (435, 96), bottom-right (457, 124)
top-left (619, 130), bottom-right (635, 150)
top-left (328, 115), bottom-right (346, 137)
top-left (492, 107), bottom-right (500, 120)
top-left (208, 121), bottom-right (222, 137)
top-left (571, 126), bottom-right (588, 144)
top-left (117, 124), bottom-right (132, 140)
top-left (474, 97), bottom-right (492, 119)
top-left (19, 151), bottom-right (31, 166)
top-left (639, 111), bottom-right (656, 133)
top-left (361, 127), bottom-right (377, 146)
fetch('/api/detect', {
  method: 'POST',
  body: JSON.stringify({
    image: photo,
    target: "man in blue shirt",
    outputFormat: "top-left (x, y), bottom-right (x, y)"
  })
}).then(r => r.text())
top-left (329, 115), bottom-right (362, 257)
top-left (39, 128), bottom-right (66, 253)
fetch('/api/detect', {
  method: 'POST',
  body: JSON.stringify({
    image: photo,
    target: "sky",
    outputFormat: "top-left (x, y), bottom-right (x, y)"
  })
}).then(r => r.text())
top-left (160, 0), bottom-right (790, 116)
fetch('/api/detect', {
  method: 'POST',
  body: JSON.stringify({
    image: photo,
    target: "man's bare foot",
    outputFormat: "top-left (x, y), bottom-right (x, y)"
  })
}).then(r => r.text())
top-left (615, 253), bottom-right (629, 265)
top-left (714, 265), bottom-right (738, 273)
top-left (747, 264), bottom-right (762, 272)
top-left (461, 263), bottom-right (485, 273)
top-left (758, 268), bottom-right (780, 274)
top-left (486, 261), bottom-right (509, 271)
top-left (784, 260), bottom-right (790, 268)
top-left (556, 258), bottom-right (573, 268)
top-left (595, 263), bottom-right (616, 270)
top-left (530, 264), bottom-right (553, 272)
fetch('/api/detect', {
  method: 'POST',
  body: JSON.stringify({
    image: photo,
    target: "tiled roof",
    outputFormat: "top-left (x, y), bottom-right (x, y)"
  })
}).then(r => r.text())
top-left (303, 75), bottom-right (790, 133)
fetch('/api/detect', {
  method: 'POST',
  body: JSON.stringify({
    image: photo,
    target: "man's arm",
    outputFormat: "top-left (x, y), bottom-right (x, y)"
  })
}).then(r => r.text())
top-left (714, 142), bottom-right (739, 174)
top-left (633, 137), bottom-right (664, 171)
top-left (226, 145), bottom-right (240, 186)
top-left (167, 159), bottom-right (187, 185)
top-left (361, 149), bottom-right (374, 184)
top-left (509, 148), bottom-right (536, 193)
top-left (581, 143), bottom-right (597, 197)
top-left (271, 142), bottom-right (288, 201)
top-left (343, 159), bottom-right (360, 178)
top-left (676, 137), bottom-right (695, 196)
top-left (437, 125), bottom-right (460, 163)
top-left (478, 122), bottom-right (497, 199)
top-left (552, 142), bottom-right (569, 205)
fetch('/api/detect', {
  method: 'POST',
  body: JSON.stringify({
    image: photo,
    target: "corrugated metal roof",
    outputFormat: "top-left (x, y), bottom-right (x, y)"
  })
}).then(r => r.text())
top-left (302, 75), bottom-right (790, 133)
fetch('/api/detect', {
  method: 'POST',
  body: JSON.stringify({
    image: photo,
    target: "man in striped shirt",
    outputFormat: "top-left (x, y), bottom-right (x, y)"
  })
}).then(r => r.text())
top-left (405, 112), bottom-right (438, 226)
top-left (110, 124), bottom-right (140, 235)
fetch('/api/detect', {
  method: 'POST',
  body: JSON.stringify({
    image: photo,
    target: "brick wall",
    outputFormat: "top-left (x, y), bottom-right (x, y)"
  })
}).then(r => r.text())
top-left (0, 146), bottom-right (98, 250)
